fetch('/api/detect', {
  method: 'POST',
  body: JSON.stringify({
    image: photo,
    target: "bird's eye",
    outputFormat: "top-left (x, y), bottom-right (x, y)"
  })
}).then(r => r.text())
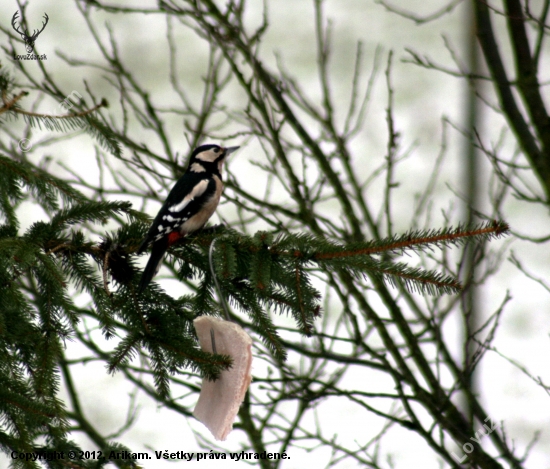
top-left (214, 147), bottom-right (221, 153)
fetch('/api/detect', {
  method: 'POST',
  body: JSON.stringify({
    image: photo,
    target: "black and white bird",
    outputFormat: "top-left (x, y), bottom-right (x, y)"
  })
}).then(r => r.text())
top-left (137, 144), bottom-right (239, 293)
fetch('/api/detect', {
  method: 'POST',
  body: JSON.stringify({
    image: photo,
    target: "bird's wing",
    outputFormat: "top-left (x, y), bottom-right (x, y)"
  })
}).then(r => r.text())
top-left (139, 173), bottom-right (215, 252)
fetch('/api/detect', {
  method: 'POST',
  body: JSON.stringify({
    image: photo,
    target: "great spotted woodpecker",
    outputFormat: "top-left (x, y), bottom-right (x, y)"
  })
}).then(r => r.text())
top-left (137, 144), bottom-right (239, 293)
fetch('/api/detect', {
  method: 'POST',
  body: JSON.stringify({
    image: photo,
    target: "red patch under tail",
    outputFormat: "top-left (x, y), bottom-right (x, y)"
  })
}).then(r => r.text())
top-left (167, 231), bottom-right (183, 246)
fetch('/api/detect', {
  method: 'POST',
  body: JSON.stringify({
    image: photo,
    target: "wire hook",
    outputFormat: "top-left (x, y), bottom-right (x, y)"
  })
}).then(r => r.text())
top-left (209, 238), bottom-right (231, 321)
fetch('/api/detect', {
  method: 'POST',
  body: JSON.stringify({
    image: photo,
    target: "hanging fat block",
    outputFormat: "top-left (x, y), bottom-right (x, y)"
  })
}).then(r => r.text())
top-left (193, 316), bottom-right (253, 441)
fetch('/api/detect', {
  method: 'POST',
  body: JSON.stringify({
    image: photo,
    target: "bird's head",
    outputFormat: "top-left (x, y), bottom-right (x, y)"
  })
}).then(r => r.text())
top-left (188, 144), bottom-right (239, 175)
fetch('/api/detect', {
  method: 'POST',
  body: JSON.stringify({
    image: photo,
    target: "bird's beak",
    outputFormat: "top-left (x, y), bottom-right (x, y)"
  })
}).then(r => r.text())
top-left (224, 146), bottom-right (240, 155)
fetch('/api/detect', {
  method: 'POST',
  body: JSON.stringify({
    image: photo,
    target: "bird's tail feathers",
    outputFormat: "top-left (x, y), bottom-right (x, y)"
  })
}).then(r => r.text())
top-left (137, 238), bottom-right (150, 255)
top-left (138, 240), bottom-right (168, 294)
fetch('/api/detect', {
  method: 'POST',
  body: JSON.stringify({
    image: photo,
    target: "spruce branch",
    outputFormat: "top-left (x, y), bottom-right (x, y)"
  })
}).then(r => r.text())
top-left (47, 200), bottom-right (138, 231)
top-left (0, 155), bottom-right (87, 216)
top-left (0, 66), bottom-right (119, 157)
top-left (2, 194), bottom-right (510, 405)
top-left (0, 90), bottom-right (29, 115)
top-left (309, 220), bottom-right (510, 260)
top-left (364, 260), bottom-right (462, 295)
top-left (13, 98), bottom-right (108, 121)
